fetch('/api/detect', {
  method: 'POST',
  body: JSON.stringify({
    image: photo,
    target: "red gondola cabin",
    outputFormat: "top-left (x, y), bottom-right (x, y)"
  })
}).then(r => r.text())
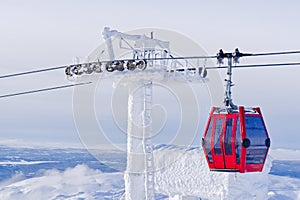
top-left (202, 106), bottom-right (270, 173)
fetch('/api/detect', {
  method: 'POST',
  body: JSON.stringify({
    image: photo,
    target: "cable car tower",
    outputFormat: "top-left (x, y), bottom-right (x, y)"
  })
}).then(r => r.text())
top-left (85, 28), bottom-right (209, 200)
top-left (67, 28), bottom-right (210, 200)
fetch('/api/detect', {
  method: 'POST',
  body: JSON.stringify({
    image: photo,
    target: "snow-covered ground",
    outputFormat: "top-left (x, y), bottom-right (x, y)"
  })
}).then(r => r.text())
top-left (154, 145), bottom-right (270, 199)
top-left (0, 145), bottom-right (299, 200)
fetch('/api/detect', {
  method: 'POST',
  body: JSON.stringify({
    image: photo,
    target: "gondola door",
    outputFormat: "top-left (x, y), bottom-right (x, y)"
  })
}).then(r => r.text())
top-left (223, 116), bottom-right (236, 169)
top-left (211, 115), bottom-right (225, 169)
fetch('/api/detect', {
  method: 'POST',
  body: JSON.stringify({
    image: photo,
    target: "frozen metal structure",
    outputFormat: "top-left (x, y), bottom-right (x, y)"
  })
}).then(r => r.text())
top-left (101, 28), bottom-right (169, 200)
top-left (66, 28), bottom-right (207, 200)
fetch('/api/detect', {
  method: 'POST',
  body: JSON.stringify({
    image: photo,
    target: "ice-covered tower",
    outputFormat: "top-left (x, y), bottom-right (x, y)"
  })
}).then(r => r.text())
top-left (102, 28), bottom-right (170, 200)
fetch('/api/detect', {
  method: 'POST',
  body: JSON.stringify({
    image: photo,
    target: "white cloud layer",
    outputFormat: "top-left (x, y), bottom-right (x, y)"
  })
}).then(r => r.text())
top-left (0, 165), bottom-right (124, 200)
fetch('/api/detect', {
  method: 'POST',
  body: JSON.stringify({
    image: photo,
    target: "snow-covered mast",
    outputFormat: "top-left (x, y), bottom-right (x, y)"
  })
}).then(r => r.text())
top-left (102, 27), bottom-right (170, 200)
top-left (68, 27), bottom-right (212, 200)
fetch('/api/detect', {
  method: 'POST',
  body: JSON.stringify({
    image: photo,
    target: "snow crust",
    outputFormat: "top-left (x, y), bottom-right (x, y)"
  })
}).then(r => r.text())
top-left (154, 145), bottom-right (270, 200)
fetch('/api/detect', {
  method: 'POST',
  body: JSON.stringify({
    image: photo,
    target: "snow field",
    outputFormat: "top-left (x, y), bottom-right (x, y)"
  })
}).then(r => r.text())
top-left (154, 146), bottom-right (270, 200)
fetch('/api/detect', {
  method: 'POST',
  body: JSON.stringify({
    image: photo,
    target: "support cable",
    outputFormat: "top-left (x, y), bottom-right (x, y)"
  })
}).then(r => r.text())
top-left (248, 50), bottom-right (300, 57)
top-left (205, 62), bottom-right (300, 70)
top-left (1, 50), bottom-right (300, 80)
top-left (0, 65), bottom-right (66, 79)
top-left (0, 82), bottom-right (92, 99)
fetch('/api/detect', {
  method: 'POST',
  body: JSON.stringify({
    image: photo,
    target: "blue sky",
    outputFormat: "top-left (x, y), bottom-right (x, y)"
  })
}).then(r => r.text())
top-left (0, 0), bottom-right (300, 149)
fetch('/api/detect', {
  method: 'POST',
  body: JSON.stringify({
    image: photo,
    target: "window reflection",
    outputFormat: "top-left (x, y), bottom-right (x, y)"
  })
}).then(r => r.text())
top-left (245, 116), bottom-right (268, 164)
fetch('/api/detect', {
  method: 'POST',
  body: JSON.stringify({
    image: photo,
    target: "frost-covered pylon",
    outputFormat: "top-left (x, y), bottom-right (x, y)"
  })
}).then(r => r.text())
top-left (94, 27), bottom-right (211, 200)
top-left (102, 28), bottom-right (170, 200)
top-left (68, 27), bottom-right (209, 199)
top-left (125, 80), bottom-right (155, 200)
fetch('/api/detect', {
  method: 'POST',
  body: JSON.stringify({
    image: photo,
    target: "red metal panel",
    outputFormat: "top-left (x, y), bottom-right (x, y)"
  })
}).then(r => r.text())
top-left (245, 163), bottom-right (264, 172)
top-left (239, 106), bottom-right (246, 173)
top-left (211, 115), bottom-right (225, 169)
top-left (223, 115), bottom-right (237, 169)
